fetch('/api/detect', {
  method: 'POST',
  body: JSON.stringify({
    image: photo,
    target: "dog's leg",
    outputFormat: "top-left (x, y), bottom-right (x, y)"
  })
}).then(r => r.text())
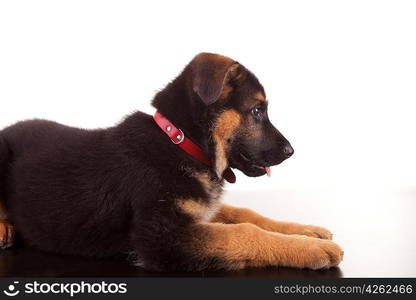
top-left (212, 204), bottom-right (333, 239)
top-left (191, 222), bottom-right (343, 270)
top-left (0, 220), bottom-right (14, 249)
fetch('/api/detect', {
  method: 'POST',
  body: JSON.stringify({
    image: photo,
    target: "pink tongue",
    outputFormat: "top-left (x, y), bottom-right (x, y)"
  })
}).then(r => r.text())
top-left (264, 167), bottom-right (271, 177)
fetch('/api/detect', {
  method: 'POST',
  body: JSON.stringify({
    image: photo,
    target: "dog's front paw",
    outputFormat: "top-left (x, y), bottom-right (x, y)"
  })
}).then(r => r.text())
top-left (284, 235), bottom-right (343, 270)
top-left (297, 225), bottom-right (333, 240)
top-left (304, 238), bottom-right (343, 269)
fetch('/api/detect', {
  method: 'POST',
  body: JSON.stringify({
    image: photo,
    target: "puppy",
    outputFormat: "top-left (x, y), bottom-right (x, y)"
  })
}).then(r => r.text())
top-left (0, 53), bottom-right (343, 271)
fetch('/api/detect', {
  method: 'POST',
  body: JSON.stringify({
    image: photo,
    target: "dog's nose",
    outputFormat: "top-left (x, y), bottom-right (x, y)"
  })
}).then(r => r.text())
top-left (283, 144), bottom-right (294, 158)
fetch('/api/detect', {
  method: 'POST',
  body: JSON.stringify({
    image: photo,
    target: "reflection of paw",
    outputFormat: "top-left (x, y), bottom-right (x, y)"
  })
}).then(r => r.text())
top-left (0, 221), bottom-right (15, 249)
top-left (285, 235), bottom-right (344, 270)
top-left (299, 225), bottom-right (333, 240)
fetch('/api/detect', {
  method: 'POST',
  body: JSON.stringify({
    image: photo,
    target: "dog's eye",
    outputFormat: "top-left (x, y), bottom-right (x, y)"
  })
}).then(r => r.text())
top-left (251, 106), bottom-right (263, 118)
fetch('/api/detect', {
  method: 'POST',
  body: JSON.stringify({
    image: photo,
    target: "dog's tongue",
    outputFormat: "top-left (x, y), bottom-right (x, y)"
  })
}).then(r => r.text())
top-left (264, 166), bottom-right (271, 177)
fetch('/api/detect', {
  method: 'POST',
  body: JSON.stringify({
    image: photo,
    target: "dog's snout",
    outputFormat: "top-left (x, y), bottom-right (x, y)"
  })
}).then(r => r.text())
top-left (283, 144), bottom-right (294, 158)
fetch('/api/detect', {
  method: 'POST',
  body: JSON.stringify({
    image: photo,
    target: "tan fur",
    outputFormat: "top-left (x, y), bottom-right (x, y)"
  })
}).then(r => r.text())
top-left (177, 199), bottom-right (220, 222)
top-left (212, 110), bottom-right (241, 177)
top-left (177, 172), bottom-right (222, 222)
top-left (193, 222), bottom-right (343, 270)
top-left (0, 221), bottom-right (14, 249)
top-left (254, 91), bottom-right (266, 101)
top-left (213, 204), bottom-right (333, 239)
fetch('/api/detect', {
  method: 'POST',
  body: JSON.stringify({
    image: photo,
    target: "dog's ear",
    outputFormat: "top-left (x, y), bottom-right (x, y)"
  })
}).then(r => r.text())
top-left (191, 53), bottom-right (240, 105)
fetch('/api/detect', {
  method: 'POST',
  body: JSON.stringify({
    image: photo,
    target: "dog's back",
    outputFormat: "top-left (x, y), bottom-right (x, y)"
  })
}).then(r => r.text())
top-left (0, 119), bottom-right (138, 257)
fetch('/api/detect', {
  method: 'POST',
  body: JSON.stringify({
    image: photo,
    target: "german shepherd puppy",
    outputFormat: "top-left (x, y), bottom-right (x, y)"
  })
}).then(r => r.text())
top-left (0, 53), bottom-right (343, 271)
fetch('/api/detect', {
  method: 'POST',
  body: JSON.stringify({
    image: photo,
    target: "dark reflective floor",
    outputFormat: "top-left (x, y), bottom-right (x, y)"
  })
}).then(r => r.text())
top-left (0, 247), bottom-right (343, 278)
top-left (0, 188), bottom-right (415, 277)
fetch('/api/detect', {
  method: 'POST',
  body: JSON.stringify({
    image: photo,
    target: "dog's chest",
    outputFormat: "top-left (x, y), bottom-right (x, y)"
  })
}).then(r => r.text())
top-left (177, 172), bottom-right (223, 222)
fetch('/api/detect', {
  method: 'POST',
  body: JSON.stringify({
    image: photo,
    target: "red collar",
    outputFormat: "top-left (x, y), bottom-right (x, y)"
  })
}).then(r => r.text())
top-left (153, 111), bottom-right (236, 184)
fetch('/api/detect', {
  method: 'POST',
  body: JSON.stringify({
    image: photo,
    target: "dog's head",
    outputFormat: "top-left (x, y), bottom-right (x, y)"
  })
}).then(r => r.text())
top-left (154, 53), bottom-right (294, 178)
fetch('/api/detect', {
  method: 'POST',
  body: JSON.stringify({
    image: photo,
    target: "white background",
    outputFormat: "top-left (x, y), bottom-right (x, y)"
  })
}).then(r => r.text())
top-left (1, 0), bottom-right (415, 191)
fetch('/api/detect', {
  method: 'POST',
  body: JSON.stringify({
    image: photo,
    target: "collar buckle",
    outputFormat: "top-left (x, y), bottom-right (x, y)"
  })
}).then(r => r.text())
top-left (171, 129), bottom-right (185, 144)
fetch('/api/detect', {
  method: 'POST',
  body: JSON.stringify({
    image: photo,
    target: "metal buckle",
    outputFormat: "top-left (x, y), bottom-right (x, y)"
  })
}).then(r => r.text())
top-left (171, 129), bottom-right (185, 144)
